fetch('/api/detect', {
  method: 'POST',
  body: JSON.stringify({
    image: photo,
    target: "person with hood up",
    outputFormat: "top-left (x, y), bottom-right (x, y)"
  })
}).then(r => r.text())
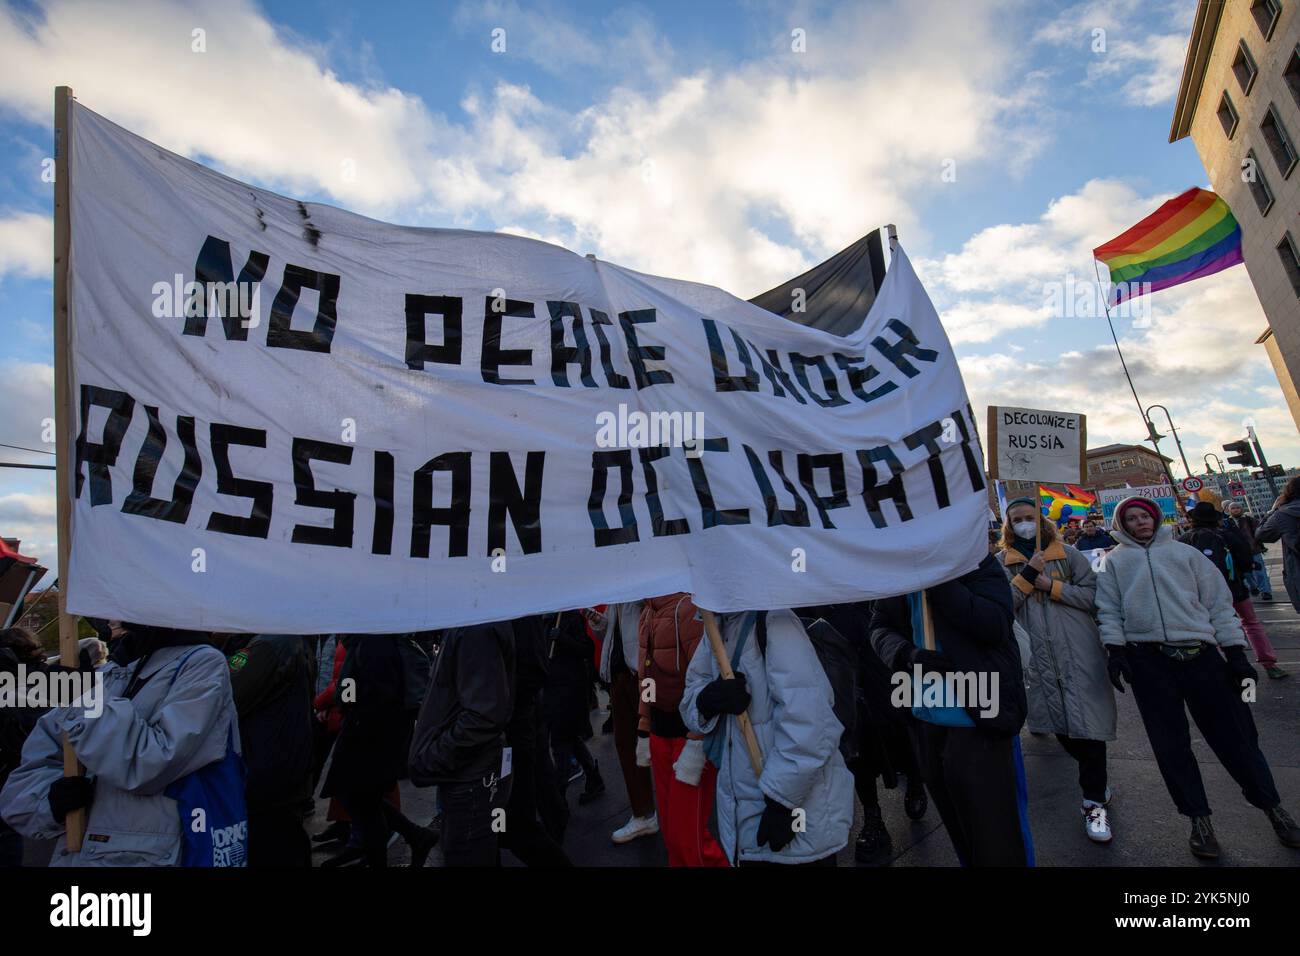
top-left (1258, 476), bottom-right (1300, 615)
top-left (219, 634), bottom-right (317, 866)
top-left (1178, 502), bottom-right (1285, 679)
top-left (680, 608), bottom-right (853, 866)
top-left (998, 497), bottom-right (1117, 844)
top-left (635, 593), bottom-right (728, 866)
top-left (871, 552), bottom-right (1033, 867)
top-left (408, 620), bottom-right (515, 866)
top-left (1096, 495), bottom-right (1300, 859)
top-left (0, 624), bottom-right (239, 866)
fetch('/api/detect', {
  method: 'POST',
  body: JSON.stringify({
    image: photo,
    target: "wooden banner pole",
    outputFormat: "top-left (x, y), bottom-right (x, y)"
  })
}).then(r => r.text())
top-left (53, 84), bottom-right (85, 853)
top-left (700, 609), bottom-right (763, 777)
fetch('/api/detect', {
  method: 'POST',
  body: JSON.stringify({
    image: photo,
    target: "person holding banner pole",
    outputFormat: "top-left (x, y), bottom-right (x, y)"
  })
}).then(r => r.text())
top-left (869, 553), bottom-right (1033, 866)
top-left (0, 624), bottom-right (241, 866)
top-left (680, 609), bottom-right (853, 866)
top-left (998, 498), bottom-right (1117, 844)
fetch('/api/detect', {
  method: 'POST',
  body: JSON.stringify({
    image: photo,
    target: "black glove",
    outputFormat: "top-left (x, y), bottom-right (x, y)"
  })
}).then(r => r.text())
top-left (1222, 646), bottom-right (1258, 693)
top-left (756, 796), bottom-right (798, 852)
top-left (1106, 645), bottom-right (1132, 694)
top-left (48, 775), bottom-right (95, 825)
top-left (697, 673), bottom-right (750, 720)
top-left (908, 647), bottom-right (954, 673)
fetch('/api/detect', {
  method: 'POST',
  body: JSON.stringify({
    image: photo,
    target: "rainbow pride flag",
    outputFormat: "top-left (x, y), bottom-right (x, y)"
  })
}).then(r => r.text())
top-left (1039, 484), bottom-right (1096, 522)
top-left (1093, 188), bottom-right (1242, 303)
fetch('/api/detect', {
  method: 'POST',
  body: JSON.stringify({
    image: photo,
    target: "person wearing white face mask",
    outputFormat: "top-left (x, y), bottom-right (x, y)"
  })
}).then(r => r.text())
top-left (997, 497), bottom-right (1117, 845)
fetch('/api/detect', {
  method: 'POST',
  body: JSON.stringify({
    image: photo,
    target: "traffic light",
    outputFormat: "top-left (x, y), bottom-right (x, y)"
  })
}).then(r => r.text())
top-left (1223, 440), bottom-right (1257, 468)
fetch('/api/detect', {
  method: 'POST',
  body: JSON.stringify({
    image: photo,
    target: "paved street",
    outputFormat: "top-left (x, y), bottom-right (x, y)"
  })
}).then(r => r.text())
top-left (334, 548), bottom-right (1299, 869)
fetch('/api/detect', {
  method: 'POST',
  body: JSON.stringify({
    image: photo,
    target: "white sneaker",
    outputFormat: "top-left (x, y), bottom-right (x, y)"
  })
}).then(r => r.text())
top-left (611, 814), bottom-right (659, 844)
top-left (1082, 804), bottom-right (1112, 843)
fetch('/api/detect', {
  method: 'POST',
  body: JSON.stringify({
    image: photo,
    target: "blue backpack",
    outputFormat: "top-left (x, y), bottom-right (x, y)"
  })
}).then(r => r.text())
top-left (130, 647), bottom-right (249, 867)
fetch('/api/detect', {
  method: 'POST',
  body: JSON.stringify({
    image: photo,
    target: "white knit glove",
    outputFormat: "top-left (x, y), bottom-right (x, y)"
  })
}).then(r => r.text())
top-left (635, 734), bottom-right (651, 767)
top-left (673, 737), bottom-right (706, 786)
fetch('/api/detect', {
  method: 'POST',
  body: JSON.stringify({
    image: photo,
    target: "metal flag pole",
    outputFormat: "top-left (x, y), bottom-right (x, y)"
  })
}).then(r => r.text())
top-left (1091, 259), bottom-right (1182, 498)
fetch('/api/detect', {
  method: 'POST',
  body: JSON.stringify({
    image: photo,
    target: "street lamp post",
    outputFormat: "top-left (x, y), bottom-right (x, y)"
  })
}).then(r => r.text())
top-left (1145, 404), bottom-right (1193, 480)
top-left (1203, 453), bottom-right (1225, 475)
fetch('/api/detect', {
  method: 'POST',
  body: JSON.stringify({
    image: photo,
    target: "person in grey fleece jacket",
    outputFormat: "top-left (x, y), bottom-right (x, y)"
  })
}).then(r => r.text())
top-left (1095, 495), bottom-right (1300, 860)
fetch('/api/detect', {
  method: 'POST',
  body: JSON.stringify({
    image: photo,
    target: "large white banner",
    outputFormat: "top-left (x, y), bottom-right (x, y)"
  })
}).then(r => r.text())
top-left (65, 102), bottom-right (988, 633)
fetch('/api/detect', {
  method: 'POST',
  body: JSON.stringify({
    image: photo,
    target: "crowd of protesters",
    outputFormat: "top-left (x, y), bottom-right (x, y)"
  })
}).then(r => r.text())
top-left (2, 479), bottom-right (1299, 868)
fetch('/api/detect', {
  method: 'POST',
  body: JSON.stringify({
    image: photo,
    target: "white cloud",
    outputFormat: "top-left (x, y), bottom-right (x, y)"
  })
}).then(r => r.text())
top-left (0, 360), bottom-right (55, 459)
top-left (0, 0), bottom-right (1045, 295)
top-left (0, 211), bottom-right (52, 281)
top-left (0, 0), bottom-right (449, 214)
top-left (1037, 0), bottom-right (1192, 107)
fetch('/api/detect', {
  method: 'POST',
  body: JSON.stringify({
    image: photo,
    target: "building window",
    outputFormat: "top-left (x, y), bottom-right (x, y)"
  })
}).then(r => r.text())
top-left (1120, 457), bottom-right (1136, 467)
top-left (1278, 233), bottom-right (1300, 297)
top-left (1243, 150), bottom-right (1275, 214)
top-left (1217, 91), bottom-right (1240, 138)
top-left (1286, 45), bottom-right (1300, 111)
top-left (1234, 40), bottom-right (1259, 94)
top-left (1261, 104), bottom-right (1298, 177)
top-left (1251, 0), bottom-right (1282, 40)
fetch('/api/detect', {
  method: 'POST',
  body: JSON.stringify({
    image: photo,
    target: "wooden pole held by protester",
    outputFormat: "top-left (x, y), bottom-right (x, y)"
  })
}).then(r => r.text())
top-left (53, 85), bottom-right (84, 853)
top-left (700, 609), bottom-right (763, 777)
top-left (919, 590), bottom-right (936, 651)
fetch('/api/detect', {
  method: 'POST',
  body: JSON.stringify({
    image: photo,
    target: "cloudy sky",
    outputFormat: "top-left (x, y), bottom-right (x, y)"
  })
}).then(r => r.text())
top-left (0, 0), bottom-right (1291, 564)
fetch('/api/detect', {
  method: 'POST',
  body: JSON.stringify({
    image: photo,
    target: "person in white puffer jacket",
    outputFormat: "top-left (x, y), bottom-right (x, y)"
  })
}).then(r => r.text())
top-left (1095, 495), bottom-right (1300, 861)
top-left (680, 609), bottom-right (853, 866)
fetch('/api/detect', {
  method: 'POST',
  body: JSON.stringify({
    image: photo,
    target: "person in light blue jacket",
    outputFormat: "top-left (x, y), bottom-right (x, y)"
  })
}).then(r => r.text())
top-left (0, 625), bottom-right (238, 866)
top-left (680, 609), bottom-right (853, 866)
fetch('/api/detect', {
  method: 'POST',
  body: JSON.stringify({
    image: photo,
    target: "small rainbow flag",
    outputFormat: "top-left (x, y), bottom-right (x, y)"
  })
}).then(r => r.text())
top-left (1039, 484), bottom-right (1096, 522)
top-left (1093, 187), bottom-right (1243, 303)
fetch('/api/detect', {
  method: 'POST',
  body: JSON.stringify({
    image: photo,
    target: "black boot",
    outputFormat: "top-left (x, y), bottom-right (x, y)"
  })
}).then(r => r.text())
top-left (1265, 806), bottom-right (1300, 848)
top-left (311, 821), bottom-right (350, 848)
top-left (904, 777), bottom-right (927, 821)
top-left (578, 760), bottom-right (607, 805)
top-left (408, 823), bottom-right (441, 868)
top-left (855, 806), bottom-right (892, 864)
top-left (1189, 816), bottom-right (1219, 859)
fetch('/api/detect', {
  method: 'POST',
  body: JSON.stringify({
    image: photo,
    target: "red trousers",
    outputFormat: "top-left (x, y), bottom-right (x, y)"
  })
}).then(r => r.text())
top-left (1234, 599), bottom-right (1277, 666)
top-left (649, 735), bottom-right (729, 867)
